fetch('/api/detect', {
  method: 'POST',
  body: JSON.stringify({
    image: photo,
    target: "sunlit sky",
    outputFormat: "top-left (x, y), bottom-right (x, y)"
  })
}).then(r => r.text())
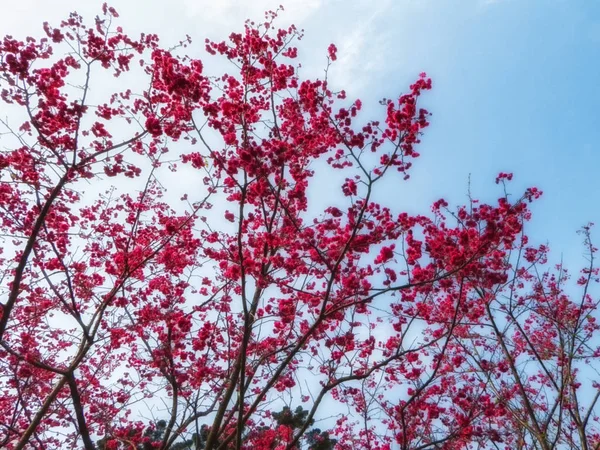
top-left (2, 0), bottom-right (600, 270)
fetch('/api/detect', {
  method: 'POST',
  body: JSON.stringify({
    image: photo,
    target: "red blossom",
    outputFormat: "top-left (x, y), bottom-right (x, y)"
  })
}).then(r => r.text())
top-left (328, 43), bottom-right (338, 61)
top-left (145, 116), bottom-right (162, 137)
top-left (0, 5), bottom-right (596, 450)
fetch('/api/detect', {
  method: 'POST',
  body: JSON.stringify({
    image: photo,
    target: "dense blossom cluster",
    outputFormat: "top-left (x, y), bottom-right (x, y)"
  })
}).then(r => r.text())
top-left (0, 4), bottom-right (599, 450)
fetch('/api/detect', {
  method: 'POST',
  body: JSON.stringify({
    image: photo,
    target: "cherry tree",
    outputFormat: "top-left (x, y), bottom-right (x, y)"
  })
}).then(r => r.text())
top-left (1, 4), bottom-right (599, 450)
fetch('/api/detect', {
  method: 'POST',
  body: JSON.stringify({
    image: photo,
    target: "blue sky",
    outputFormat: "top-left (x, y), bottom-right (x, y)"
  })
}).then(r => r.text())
top-left (2, 0), bottom-right (599, 268)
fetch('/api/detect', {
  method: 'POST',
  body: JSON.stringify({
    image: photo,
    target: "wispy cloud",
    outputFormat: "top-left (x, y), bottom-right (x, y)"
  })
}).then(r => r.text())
top-left (181, 0), bottom-right (323, 27)
top-left (329, 0), bottom-right (393, 93)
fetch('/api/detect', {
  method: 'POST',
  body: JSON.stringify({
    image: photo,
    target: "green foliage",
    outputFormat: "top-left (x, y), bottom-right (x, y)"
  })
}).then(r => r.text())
top-left (95, 420), bottom-right (198, 450)
top-left (96, 407), bottom-right (335, 449)
top-left (271, 406), bottom-right (336, 450)
top-left (272, 405), bottom-right (314, 430)
top-left (305, 429), bottom-right (338, 450)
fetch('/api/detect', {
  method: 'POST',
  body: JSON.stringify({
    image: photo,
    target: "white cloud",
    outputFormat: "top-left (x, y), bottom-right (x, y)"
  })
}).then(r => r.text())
top-left (181, 0), bottom-right (323, 27)
top-left (327, 0), bottom-right (393, 93)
